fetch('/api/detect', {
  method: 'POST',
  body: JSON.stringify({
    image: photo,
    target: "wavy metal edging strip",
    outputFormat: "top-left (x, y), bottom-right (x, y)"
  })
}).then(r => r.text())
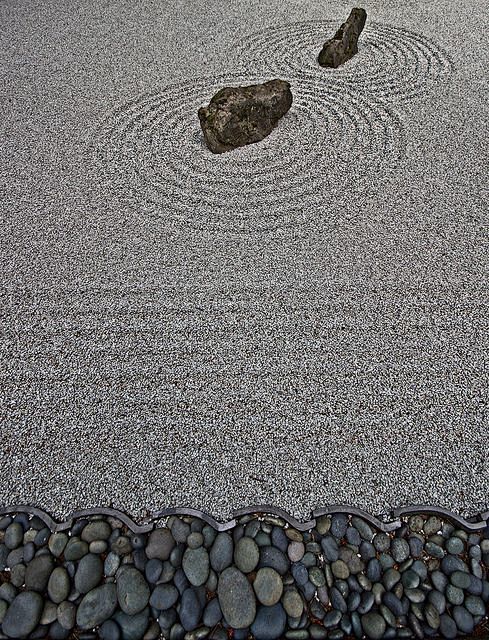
top-left (0, 504), bottom-right (487, 535)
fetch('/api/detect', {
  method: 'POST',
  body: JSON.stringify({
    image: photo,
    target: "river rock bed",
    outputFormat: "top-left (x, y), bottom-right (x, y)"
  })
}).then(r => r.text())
top-left (0, 511), bottom-right (488, 640)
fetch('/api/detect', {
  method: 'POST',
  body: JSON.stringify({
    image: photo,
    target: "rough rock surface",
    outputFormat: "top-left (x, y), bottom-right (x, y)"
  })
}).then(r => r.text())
top-left (198, 79), bottom-right (293, 153)
top-left (318, 8), bottom-right (367, 68)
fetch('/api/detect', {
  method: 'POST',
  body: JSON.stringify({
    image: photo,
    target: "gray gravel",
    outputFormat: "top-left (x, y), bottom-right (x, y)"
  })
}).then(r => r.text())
top-left (0, 0), bottom-right (488, 522)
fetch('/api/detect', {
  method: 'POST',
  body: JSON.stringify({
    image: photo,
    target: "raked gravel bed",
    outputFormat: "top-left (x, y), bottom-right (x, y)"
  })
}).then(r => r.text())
top-left (0, 509), bottom-right (488, 640)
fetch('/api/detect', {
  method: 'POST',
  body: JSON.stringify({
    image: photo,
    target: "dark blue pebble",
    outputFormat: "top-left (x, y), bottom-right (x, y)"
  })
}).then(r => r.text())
top-left (234, 629), bottom-right (250, 640)
top-left (346, 527), bottom-right (361, 546)
top-left (131, 535), bottom-right (147, 550)
top-left (320, 536), bottom-right (339, 562)
top-left (13, 513), bottom-right (30, 529)
top-left (133, 549), bottom-right (148, 571)
top-left (330, 587), bottom-right (348, 613)
top-left (173, 569), bottom-right (189, 595)
top-left (271, 527), bottom-right (288, 553)
top-left (301, 580), bottom-right (316, 601)
top-left (251, 604), bottom-right (286, 640)
top-left (157, 607), bottom-right (177, 630)
top-left (71, 519), bottom-right (88, 536)
top-left (24, 542), bottom-right (35, 563)
top-left (49, 622), bottom-right (71, 640)
top-left (408, 537), bottom-right (424, 557)
top-left (291, 562), bottom-right (309, 586)
top-left (467, 574), bottom-right (483, 596)
top-left (359, 541), bottom-right (376, 561)
top-left (330, 514), bottom-right (349, 539)
top-left (366, 558), bottom-right (381, 582)
top-left (99, 620), bottom-right (121, 640)
top-left (149, 584), bottom-right (179, 611)
top-left (203, 598), bottom-right (222, 627)
top-left (34, 528), bottom-right (50, 546)
top-left (383, 592), bottom-right (404, 617)
top-left (179, 588), bottom-right (203, 632)
top-left (145, 559), bottom-right (163, 584)
top-left (439, 614), bottom-right (458, 639)
top-left (357, 591), bottom-right (374, 615)
top-left (347, 576), bottom-right (362, 592)
top-left (341, 613), bottom-right (352, 635)
top-left (259, 546), bottom-right (289, 575)
top-left (324, 610), bottom-right (342, 627)
top-left (441, 555), bottom-right (466, 575)
top-left (347, 592), bottom-right (361, 612)
top-left (452, 606), bottom-right (474, 634)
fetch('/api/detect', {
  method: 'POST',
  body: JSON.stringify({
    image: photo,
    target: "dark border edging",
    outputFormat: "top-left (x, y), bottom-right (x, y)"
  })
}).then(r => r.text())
top-left (0, 503), bottom-right (487, 534)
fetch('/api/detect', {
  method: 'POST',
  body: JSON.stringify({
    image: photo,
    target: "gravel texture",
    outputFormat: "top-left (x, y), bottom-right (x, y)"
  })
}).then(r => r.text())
top-left (0, 0), bottom-right (488, 521)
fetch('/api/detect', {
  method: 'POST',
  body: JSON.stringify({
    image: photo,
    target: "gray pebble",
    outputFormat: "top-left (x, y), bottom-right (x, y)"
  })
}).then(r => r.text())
top-left (446, 584), bottom-right (464, 605)
top-left (146, 529), bottom-right (175, 561)
top-left (117, 566), bottom-right (150, 615)
top-left (218, 567), bottom-right (256, 629)
top-left (234, 536), bottom-right (259, 573)
top-left (1, 591), bottom-right (44, 638)
top-left (391, 539), bottom-right (410, 563)
top-left (5, 523), bottom-right (24, 549)
top-left (373, 533), bottom-right (390, 552)
top-left (48, 533), bottom-right (68, 558)
top-left (361, 612), bottom-right (386, 639)
top-left (282, 589), bottom-right (303, 618)
top-left (253, 567), bottom-right (283, 606)
top-left (55, 600), bottom-right (75, 630)
top-left (25, 555), bottom-right (54, 592)
top-left (48, 567), bottom-right (71, 603)
top-left (182, 546), bottom-right (209, 586)
top-left (210, 533), bottom-right (233, 572)
top-left (81, 521), bottom-right (112, 543)
top-left (330, 514), bottom-right (348, 539)
top-left (64, 537), bottom-right (89, 561)
top-left (259, 546), bottom-right (289, 575)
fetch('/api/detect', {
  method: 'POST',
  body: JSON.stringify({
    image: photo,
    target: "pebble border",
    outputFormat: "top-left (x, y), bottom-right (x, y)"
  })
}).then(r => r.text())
top-left (0, 505), bottom-right (488, 640)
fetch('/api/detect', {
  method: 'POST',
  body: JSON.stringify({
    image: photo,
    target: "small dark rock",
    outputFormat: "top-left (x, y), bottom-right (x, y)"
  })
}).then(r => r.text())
top-left (318, 8), bottom-right (367, 68)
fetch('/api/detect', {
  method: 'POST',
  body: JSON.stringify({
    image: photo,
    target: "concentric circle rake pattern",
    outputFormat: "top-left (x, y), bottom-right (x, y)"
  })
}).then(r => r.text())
top-left (94, 73), bottom-right (404, 233)
top-left (234, 21), bottom-right (454, 102)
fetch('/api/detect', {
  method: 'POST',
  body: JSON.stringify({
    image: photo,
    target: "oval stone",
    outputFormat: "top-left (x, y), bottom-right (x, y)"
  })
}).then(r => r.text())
top-left (2, 591), bottom-right (44, 638)
top-left (116, 566), bottom-right (150, 615)
top-left (251, 603), bottom-right (286, 640)
top-left (218, 566), bottom-right (256, 629)
top-left (25, 555), bottom-right (54, 592)
top-left (282, 588), bottom-right (303, 618)
top-left (48, 567), bottom-right (71, 604)
top-left (234, 537), bottom-right (260, 573)
top-left (81, 521), bottom-right (112, 543)
top-left (149, 584), bottom-right (179, 611)
top-left (391, 539), bottom-right (409, 563)
top-left (253, 567), bottom-right (283, 606)
top-left (210, 533), bottom-right (233, 572)
top-left (361, 612), bottom-right (386, 640)
top-left (75, 553), bottom-right (104, 594)
top-left (258, 546), bottom-right (289, 575)
top-left (76, 584), bottom-right (118, 630)
top-left (182, 547), bottom-right (209, 586)
top-left (179, 587), bottom-right (204, 632)
top-left (145, 529), bottom-right (175, 561)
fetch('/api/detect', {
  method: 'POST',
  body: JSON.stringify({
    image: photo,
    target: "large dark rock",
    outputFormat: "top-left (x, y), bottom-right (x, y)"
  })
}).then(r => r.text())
top-left (198, 79), bottom-right (293, 154)
top-left (318, 8), bottom-right (367, 68)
